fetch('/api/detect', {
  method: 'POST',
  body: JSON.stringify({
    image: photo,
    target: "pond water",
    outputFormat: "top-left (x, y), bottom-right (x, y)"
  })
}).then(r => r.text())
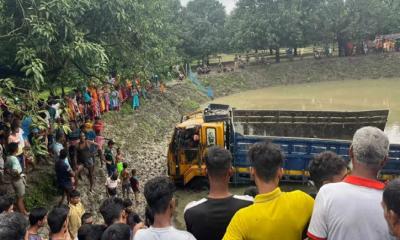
top-left (211, 78), bottom-right (400, 143)
top-left (174, 78), bottom-right (400, 229)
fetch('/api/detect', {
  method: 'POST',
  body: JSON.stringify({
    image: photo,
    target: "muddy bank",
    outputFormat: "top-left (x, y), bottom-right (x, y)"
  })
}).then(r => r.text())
top-left (92, 82), bottom-right (207, 220)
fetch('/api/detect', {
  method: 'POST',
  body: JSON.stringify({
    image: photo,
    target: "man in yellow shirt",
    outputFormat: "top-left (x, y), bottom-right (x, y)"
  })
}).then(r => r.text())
top-left (68, 190), bottom-right (85, 240)
top-left (223, 142), bottom-right (314, 240)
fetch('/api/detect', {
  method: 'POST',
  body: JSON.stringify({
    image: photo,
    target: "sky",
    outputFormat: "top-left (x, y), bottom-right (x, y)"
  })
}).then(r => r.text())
top-left (180, 0), bottom-right (237, 13)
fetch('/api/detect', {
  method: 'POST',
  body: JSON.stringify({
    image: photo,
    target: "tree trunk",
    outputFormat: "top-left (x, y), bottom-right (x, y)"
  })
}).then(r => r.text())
top-left (294, 48), bottom-right (298, 56)
top-left (269, 47), bottom-right (273, 55)
top-left (337, 34), bottom-right (346, 57)
top-left (275, 47), bottom-right (280, 63)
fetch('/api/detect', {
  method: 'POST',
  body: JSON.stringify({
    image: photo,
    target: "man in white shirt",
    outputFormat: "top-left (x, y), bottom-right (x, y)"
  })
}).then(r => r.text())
top-left (307, 126), bottom-right (394, 240)
top-left (134, 177), bottom-right (196, 240)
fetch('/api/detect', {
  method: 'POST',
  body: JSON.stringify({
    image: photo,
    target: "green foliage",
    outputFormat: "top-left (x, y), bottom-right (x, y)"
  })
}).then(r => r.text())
top-left (25, 172), bottom-right (59, 210)
top-left (181, 0), bottom-right (227, 62)
top-left (226, 0), bottom-right (400, 58)
top-left (0, 0), bottom-right (183, 91)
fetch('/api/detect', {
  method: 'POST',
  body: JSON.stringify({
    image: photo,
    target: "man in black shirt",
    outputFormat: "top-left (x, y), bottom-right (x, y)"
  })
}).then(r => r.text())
top-left (184, 146), bottom-right (253, 240)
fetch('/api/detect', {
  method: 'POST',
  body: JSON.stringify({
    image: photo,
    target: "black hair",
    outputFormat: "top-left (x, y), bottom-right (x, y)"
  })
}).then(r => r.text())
top-left (111, 172), bottom-right (118, 181)
top-left (0, 195), bottom-right (14, 214)
top-left (99, 197), bottom-right (125, 226)
top-left (7, 142), bottom-right (19, 155)
top-left (70, 190), bottom-right (81, 198)
top-left (100, 223), bottom-right (130, 240)
top-left (28, 207), bottom-right (48, 226)
top-left (78, 224), bottom-right (106, 240)
top-left (144, 177), bottom-right (175, 216)
top-left (205, 146), bottom-right (232, 177)
top-left (81, 212), bottom-right (93, 224)
top-left (243, 186), bottom-right (259, 198)
top-left (308, 151), bottom-right (348, 190)
top-left (10, 119), bottom-right (19, 132)
top-left (131, 169), bottom-right (136, 176)
top-left (123, 162), bottom-right (128, 169)
top-left (123, 199), bottom-right (133, 210)
top-left (59, 149), bottom-right (68, 160)
top-left (383, 178), bottom-right (400, 215)
top-left (0, 212), bottom-right (29, 240)
top-left (127, 212), bottom-right (142, 228)
top-left (144, 206), bottom-right (154, 226)
top-left (47, 207), bottom-right (69, 233)
top-left (248, 142), bottom-right (283, 182)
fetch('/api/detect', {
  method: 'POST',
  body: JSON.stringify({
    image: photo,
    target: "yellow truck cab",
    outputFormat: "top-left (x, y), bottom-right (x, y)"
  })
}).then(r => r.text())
top-left (167, 108), bottom-right (226, 186)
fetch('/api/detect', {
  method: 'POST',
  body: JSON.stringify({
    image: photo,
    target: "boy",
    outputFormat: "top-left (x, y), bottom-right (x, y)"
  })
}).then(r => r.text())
top-left (68, 190), bottom-right (85, 240)
top-left (26, 207), bottom-right (48, 240)
top-left (129, 169), bottom-right (140, 205)
top-left (5, 142), bottom-right (28, 215)
top-left (121, 162), bottom-right (130, 199)
top-left (104, 140), bottom-right (116, 177)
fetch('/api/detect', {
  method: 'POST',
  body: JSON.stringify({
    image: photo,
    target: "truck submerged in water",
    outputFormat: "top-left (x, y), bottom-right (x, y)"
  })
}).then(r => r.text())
top-left (167, 104), bottom-right (400, 187)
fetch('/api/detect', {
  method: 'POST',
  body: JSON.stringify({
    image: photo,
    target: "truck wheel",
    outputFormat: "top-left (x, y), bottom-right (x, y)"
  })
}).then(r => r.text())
top-left (187, 177), bottom-right (209, 191)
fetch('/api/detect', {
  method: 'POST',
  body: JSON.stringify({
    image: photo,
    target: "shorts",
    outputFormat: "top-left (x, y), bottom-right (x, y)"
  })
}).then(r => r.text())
top-left (12, 177), bottom-right (26, 198)
top-left (83, 157), bottom-right (94, 168)
top-left (59, 184), bottom-right (73, 195)
top-left (122, 183), bottom-right (131, 192)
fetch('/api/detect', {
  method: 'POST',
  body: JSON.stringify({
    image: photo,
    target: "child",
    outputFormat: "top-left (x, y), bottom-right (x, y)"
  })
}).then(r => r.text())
top-left (27, 207), bottom-right (48, 240)
top-left (129, 169), bottom-right (139, 205)
top-left (116, 147), bottom-right (124, 176)
top-left (105, 171), bottom-right (120, 197)
top-left (68, 190), bottom-right (85, 240)
top-left (121, 162), bottom-right (130, 199)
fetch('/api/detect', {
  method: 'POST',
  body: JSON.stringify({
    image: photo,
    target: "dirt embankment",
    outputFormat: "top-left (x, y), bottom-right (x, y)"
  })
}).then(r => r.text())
top-left (201, 53), bottom-right (400, 97)
top-left (85, 82), bottom-right (207, 219)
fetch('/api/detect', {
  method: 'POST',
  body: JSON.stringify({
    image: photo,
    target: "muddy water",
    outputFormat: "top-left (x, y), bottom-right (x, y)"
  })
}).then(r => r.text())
top-left (211, 79), bottom-right (400, 143)
top-left (174, 78), bottom-right (400, 229)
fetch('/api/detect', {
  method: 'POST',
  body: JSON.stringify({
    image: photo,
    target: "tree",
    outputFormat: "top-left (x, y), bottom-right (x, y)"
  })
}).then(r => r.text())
top-left (0, 0), bottom-right (183, 91)
top-left (181, 0), bottom-right (227, 63)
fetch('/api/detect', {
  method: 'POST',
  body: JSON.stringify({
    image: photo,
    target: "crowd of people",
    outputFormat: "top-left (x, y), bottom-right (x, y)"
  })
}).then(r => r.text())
top-left (1, 75), bottom-right (400, 240)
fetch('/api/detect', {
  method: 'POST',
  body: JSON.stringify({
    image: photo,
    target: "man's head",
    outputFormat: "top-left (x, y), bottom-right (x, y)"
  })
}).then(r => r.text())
top-left (205, 146), bottom-right (233, 181)
top-left (81, 212), bottom-right (93, 225)
top-left (144, 177), bottom-right (176, 220)
top-left (309, 151), bottom-right (348, 190)
top-left (248, 142), bottom-right (283, 185)
top-left (78, 224), bottom-right (106, 240)
top-left (100, 223), bottom-right (130, 240)
top-left (29, 207), bottom-right (48, 227)
top-left (99, 197), bottom-right (126, 226)
top-left (59, 149), bottom-right (68, 161)
top-left (7, 142), bottom-right (19, 155)
top-left (0, 195), bottom-right (14, 214)
top-left (55, 133), bottom-right (65, 144)
top-left (0, 212), bottom-right (29, 240)
top-left (383, 179), bottom-right (400, 237)
top-left (47, 207), bottom-right (69, 234)
top-left (350, 126), bottom-right (389, 172)
top-left (70, 190), bottom-right (81, 205)
top-left (108, 140), bottom-right (115, 148)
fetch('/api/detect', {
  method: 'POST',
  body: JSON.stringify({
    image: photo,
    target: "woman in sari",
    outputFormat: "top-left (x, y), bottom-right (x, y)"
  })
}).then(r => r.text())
top-left (104, 86), bottom-right (110, 112)
top-left (110, 87), bottom-right (120, 111)
top-left (132, 87), bottom-right (140, 110)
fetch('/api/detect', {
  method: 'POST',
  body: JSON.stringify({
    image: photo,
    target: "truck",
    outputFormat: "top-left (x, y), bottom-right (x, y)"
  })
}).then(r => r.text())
top-left (167, 104), bottom-right (400, 187)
